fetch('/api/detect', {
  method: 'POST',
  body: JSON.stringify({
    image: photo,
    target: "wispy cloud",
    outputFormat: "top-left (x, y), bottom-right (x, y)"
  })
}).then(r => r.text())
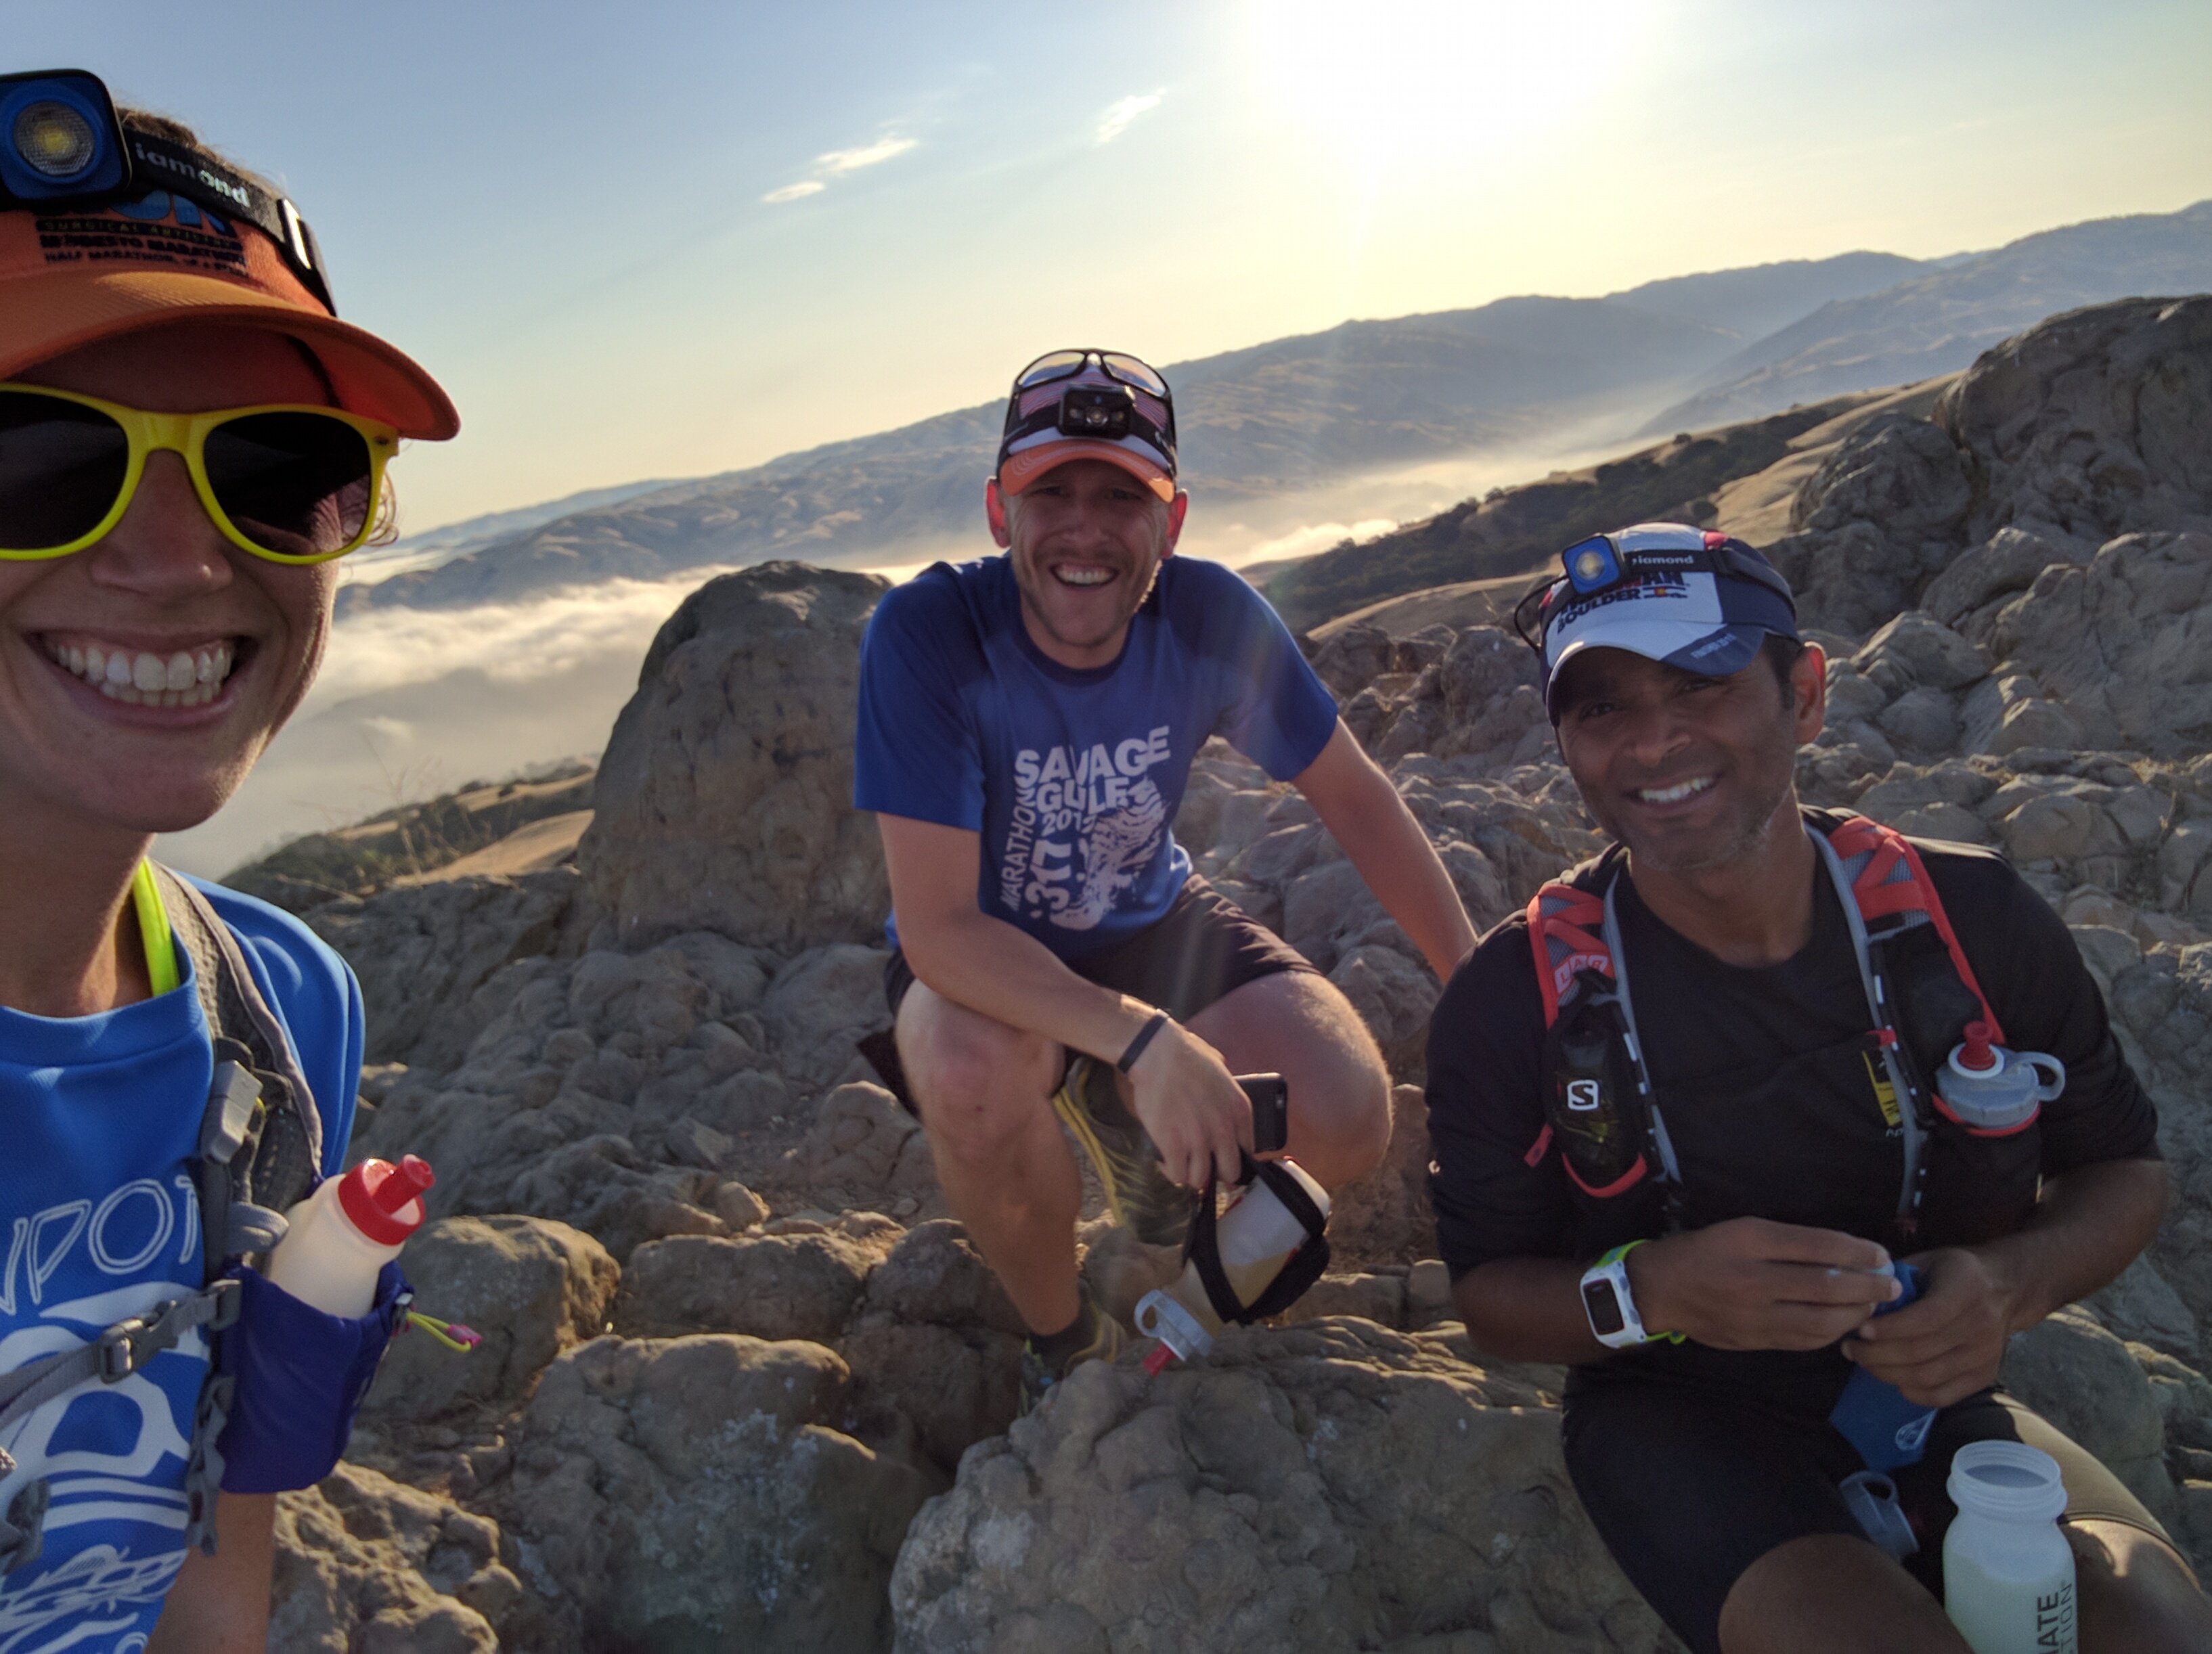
top-left (818, 136), bottom-right (919, 175)
top-left (764, 133), bottom-right (919, 204)
top-left (1097, 91), bottom-right (1165, 145)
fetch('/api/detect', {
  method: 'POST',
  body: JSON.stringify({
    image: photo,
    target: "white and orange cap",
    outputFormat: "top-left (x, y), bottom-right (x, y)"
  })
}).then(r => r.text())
top-left (995, 349), bottom-right (1178, 501)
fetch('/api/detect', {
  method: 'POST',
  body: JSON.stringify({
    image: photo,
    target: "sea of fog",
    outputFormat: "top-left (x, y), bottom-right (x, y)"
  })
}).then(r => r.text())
top-left (157, 434), bottom-right (1611, 880)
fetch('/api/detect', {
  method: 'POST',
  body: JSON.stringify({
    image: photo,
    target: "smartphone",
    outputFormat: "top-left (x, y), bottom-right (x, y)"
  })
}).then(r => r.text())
top-left (1239, 1073), bottom-right (1289, 1155)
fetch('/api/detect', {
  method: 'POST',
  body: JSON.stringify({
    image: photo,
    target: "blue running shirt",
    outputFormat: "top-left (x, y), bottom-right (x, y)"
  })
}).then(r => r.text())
top-left (854, 554), bottom-right (1339, 957)
top-left (0, 881), bottom-right (360, 1652)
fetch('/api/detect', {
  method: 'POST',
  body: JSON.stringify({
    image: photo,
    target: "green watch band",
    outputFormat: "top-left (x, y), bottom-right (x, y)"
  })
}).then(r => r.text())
top-left (1595, 1240), bottom-right (1685, 1345)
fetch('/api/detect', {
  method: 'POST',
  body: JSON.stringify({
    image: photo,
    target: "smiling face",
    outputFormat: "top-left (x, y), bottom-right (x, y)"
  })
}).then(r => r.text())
top-left (1, 323), bottom-right (342, 843)
top-left (1553, 642), bottom-right (1826, 876)
top-left (987, 457), bottom-right (1188, 669)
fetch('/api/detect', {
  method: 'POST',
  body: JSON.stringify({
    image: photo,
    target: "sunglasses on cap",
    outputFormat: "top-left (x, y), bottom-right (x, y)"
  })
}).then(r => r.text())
top-left (1511, 529), bottom-right (1795, 657)
top-left (0, 384), bottom-right (395, 564)
top-left (1011, 349), bottom-right (1172, 402)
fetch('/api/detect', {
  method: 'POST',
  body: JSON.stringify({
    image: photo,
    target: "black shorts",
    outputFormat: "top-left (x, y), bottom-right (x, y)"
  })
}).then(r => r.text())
top-left (1562, 1368), bottom-right (2175, 1654)
top-left (867, 874), bottom-right (1316, 1111)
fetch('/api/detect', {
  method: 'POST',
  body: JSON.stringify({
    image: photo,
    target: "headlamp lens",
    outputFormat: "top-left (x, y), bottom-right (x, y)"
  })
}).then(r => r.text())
top-left (1564, 535), bottom-right (1621, 594)
top-left (13, 101), bottom-right (95, 179)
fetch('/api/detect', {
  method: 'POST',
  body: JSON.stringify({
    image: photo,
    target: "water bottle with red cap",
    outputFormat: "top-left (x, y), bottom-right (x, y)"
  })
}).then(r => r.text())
top-left (1936, 1021), bottom-right (2066, 1135)
top-left (264, 1155), bottom-right (436, 1317)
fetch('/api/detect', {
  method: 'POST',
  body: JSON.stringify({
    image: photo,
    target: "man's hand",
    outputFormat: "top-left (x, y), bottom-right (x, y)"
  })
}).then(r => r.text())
top-left (1631, 1217), bottom-right (1899, 1350)
top-left (1844, 1247), bottom-right (2017, 1408)
top-left (1126, 1019), bottom-right (1252, 1188)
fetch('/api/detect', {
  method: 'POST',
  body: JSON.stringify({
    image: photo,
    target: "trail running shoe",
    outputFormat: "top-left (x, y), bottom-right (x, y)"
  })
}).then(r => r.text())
top-left (1019, 1294), bottom-right (1130, 1415)
top-left (1050, 1054), bottom-right (1195, 1249)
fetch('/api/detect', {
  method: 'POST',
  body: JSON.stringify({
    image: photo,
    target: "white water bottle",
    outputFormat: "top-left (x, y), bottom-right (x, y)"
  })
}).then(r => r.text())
top-left (263, 1155), bottom-right (435, 1316)
top-left (1943, 1441), bottom-right (2077, 1654)
top-left (1135, 1160), bottom-right (1329, 1371)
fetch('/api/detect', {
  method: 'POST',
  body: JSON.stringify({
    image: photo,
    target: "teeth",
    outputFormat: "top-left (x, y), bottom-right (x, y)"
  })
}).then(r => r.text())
top-left (1637, 776), bottom-right (1715, 805)
top-left (44, 638), bottom-right (235, 708)
top-left (1055, 566), bottom-right (1113, 587)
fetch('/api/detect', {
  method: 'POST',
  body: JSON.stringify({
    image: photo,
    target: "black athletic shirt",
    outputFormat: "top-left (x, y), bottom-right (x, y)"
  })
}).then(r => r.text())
top-left (1427, 830), bottom-right (2160, 1287)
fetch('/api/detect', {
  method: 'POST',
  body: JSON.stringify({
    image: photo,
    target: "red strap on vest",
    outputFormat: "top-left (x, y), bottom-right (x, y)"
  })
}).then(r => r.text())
top-left (1528, 884), bottom-right (1612, 1027)
top-left (1825, 815), bottom-right (2005, 1046)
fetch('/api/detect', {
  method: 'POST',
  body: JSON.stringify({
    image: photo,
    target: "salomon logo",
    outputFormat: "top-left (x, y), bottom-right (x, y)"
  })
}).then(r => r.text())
top-left (1567, 1080), bottom-right (1601, 1112)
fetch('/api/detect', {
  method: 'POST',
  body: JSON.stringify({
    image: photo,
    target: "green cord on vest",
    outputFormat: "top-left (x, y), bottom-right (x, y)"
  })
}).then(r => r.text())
top-left (131, 861), bottom-right (179, 998)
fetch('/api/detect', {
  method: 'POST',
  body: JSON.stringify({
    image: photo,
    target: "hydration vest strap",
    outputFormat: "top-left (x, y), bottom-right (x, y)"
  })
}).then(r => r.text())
top-left (1823, 815), bottom-right (2004, 1044)
top-left (1564, 1153), bottom-right (1649, 1199)
top-left (1528, 883), bottom-right (1614, 1027)
top-left (0, 1279), bottom-right (241, 1573)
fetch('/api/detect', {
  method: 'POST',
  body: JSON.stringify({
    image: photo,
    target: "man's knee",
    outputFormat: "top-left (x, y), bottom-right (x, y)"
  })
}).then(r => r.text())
top-left (1191, 970), bottom-right (1392, 1182)
top-left (897, 1000), bottom-right (1059, 1165)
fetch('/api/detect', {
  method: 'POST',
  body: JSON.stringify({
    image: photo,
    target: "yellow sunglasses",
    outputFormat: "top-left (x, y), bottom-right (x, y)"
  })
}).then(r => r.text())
top-left (0, 382), bottom-right (398, 565)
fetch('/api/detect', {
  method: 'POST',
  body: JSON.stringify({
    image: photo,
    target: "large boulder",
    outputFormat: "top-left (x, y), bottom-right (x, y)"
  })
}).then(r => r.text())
top-left (271, 1463), bottom-right (523, 1653)
top-left (891, 1321), bottom-right (1673, 1653)
top-left (1937, 294), bottom-right (2212, 547)
top-left (2002, 1306), bottom-right (2176, 1520)
top-left (579, 562), bottom-right (892, 952)
top-left (1767, 415), bottom-right (1973, 635)
top-left (361, 1215), bottom-right (618, 1426)
top-left (493, 1333), bottom-right (933, 1652)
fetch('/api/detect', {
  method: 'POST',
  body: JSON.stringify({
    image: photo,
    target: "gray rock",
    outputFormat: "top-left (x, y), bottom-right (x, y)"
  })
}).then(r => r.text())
top-left (615, 1229), bottom-right (887, 1341)
top-left (272, 1463), bottom-right (518, 1653)
top-left (1936, 294), bottom-right (2212, 547)
top-left (806, 1081), bottom-right (935, 1205)
top-left (580, 562), bottom-right (893, 952)
top-left (2003, 1306), bottom-right (2174, 1518)
top-left (1853, 611), bottom-right (1989, 694)
top-left (310, 872), bottom-right (592, 1069)
top-left (764, 943), bottom-right (895, 1093)
top-left (494, 1333), bottom-right (932, 1653)
top-left (363, 1216), bottom-right (617, 1426)
top-left (1922, 527), bottom-right (2085, 635)
top-left (889, 1321), bottom-right (1671, 1653)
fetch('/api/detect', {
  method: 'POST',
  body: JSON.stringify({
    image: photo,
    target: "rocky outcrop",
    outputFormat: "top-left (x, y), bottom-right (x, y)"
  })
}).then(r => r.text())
top-left (1936, 294), bottom-right (2212, 547)
top-left (309, 870), bottom-right (597, 1069)
top-left (270, 1464), bottom-right (522, 1653)
top-left (488, 1333), bottom-right (933, 1652)
top-left (579, 561), bottom-right (893, 953)
top-left (891, 1321), bottom-right (1671, 1653)
top-left (274, 292), bottom-right (2212, 1649)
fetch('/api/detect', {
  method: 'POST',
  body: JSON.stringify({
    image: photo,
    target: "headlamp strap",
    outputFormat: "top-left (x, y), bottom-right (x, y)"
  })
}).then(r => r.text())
top-left (120, 125), bottom-right (334, 315)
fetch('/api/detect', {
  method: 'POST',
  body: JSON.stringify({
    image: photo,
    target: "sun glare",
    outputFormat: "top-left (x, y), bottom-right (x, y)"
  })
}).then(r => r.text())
top-left (1245, 0), bottom-right (1647, 176)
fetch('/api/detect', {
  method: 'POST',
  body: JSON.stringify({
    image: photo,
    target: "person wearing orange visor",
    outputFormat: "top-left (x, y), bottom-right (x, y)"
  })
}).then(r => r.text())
top-left (0, 70), bottom-right (454, 1648)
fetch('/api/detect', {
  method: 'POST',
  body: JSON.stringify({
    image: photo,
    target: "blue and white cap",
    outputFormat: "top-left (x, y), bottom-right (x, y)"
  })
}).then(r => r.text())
top-left (1515, 522), bottom-right (1800, 718)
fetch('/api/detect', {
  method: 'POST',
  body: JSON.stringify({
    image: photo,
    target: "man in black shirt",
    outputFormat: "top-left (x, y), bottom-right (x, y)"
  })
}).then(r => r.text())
top-left (1427, 524), bottom-right (2212, 1653)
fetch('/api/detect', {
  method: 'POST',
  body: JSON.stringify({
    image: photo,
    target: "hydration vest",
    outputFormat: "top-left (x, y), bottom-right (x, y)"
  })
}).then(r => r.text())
top-left (0, 866), bottom-right (325, 1573)
top-left (1524, 810), bottom-right (2009, 1243)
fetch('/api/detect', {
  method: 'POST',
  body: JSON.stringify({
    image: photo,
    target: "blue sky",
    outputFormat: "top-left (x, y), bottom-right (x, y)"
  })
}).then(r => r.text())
top-left (14, 1), bottom-right (2211, 531)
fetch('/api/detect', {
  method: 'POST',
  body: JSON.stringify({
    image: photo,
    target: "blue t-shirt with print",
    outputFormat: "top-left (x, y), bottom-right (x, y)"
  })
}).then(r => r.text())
top-left (854, 554), bottom-right (1339, 957)
top-left (0, 880), bottom-right (360, 1653)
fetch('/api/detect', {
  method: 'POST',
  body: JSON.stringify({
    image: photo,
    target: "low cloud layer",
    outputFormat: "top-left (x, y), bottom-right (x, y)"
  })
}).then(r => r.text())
top-left (159, 569), bottom-right (736, 878)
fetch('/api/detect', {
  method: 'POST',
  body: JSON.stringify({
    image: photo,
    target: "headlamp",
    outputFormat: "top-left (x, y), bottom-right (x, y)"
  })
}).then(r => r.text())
top-left (0, 68), bottom-right (336, 314)
top-left (1565, 535), bottom-right (1621, 594)
top-left (0, 71), bottom-right (127, 200)
top-left (1058, 386), bottom-right (1134, 440)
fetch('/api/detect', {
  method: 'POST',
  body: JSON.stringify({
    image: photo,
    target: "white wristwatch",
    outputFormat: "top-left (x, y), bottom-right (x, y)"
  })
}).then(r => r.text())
top-left (1580, 1241), bottom-right (1661, 1349)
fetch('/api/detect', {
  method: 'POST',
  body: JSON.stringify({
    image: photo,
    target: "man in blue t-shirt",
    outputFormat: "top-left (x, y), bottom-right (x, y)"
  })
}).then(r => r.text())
top-left (855, 348), bottom-right (1476, 1399)
top-left (0, 75), bottom-right (457, 1649)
